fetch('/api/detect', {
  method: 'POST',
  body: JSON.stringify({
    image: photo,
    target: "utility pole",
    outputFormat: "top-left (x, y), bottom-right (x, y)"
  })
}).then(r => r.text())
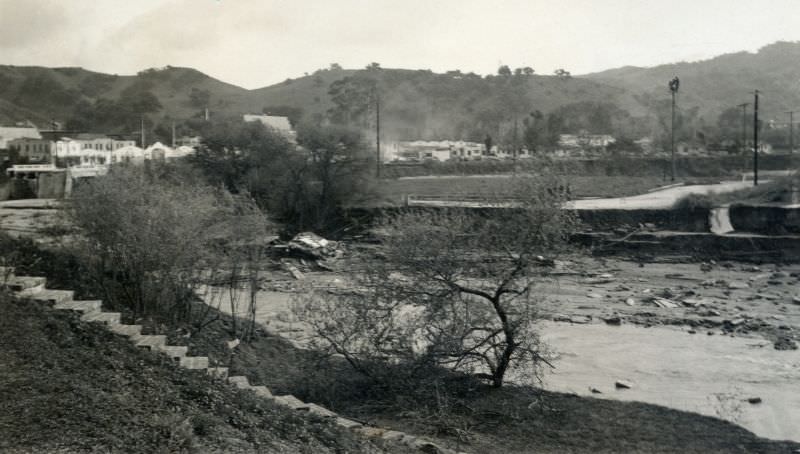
top-left (375, 88), bottom-right (381, 178)
top-left (140, 116), bottom-right (146, 148)
top-left (171, 121), bottom-right (176, 148)
top-left (786, 111), bottom-right (795, 154)
top-left (738, 103), bottom-right (749, 156)
top-left (753, 90), bottom-right (759, 186)
top-left (668, 76), bottom-right (680, 182)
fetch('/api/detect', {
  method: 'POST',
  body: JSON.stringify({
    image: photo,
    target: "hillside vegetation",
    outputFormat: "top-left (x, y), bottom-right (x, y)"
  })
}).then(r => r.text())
top-left (0, 291), bottom-right (400, 454)
top-left (2, 41), bottom-right (800, 146)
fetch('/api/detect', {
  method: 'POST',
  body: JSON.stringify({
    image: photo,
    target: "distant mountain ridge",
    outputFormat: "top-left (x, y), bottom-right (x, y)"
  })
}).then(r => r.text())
top-left (1, 41), bottom-right (799, 141)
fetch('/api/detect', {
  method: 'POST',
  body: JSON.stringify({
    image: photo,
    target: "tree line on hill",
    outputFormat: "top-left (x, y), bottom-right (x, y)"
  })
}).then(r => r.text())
top-left (9, 41), bottom-right (800, 154)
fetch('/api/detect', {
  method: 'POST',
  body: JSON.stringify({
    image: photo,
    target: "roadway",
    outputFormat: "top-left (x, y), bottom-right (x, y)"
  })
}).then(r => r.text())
top-left (566, 180), bottom-right (756, 210)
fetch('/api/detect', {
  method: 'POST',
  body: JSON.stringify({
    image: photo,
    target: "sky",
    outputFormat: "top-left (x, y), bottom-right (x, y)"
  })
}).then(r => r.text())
top-left (2, 0), bottom-right (800, 89)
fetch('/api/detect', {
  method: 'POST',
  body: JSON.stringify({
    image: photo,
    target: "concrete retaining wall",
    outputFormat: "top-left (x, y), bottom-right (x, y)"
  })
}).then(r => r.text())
top-left (576, 208), bottom-right (710, 232)
top-left (576, 232), bottom-right (800, 262)
top-left (37, 172), bottom-right (66, 199)
top-left (729, 204), bottom-right (800, 234)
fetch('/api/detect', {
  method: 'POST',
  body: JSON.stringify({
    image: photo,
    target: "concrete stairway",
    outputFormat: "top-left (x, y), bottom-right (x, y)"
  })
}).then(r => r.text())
top-left (3, 267), bottom-right (466, 454)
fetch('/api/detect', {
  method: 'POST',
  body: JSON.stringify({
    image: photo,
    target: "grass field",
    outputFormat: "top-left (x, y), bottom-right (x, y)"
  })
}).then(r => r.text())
top-left (375, 175), bottom-right (679, 205)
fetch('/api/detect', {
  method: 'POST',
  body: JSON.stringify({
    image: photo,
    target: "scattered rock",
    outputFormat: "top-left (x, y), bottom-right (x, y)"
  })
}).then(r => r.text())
top-left (585, 277), bottom-right (615, 285)
top-left (625, 298), bottom-right (636, 306)
top-left (590, 387), bottom-right (602, 394)
top-left (747, 397), bottom-right (762, 405)
top-left (681, 298), bottom-right (706, 308)
top-left (603, 316), bottom-right (622, 326)
top-left (727, 281), bottom-right (749, 290)
top-left (615, 380), bottom-right (633, 390)
top-left (792, 296), bottom-right (800, 305)
top-left (227, 338), bottom-right (240, 350)
top-left (774, 337), bottom-right (798, 350)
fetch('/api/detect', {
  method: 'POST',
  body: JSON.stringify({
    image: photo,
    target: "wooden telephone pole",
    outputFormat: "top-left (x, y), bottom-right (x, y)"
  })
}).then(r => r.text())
top-left (376, 89), bottom-right (381, 178)
top-left (753, 90), bottom-right (759, 186)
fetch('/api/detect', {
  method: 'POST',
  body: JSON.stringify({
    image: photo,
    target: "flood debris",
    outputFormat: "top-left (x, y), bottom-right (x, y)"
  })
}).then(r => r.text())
top-left (288, 232), bottom-right (344, 260)
top-left (649, 297), bottom-right (679, 309)
top-left (281, 260), bottom-right (305, 280)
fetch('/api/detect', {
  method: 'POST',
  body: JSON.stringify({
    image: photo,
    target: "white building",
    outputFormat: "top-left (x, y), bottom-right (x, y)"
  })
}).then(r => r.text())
top-left (54, 135), bottom-right (136, 167)
top-left (558, 133), bottom-right (616, 149)
top-left (243, 114), bottom-right (296, 141)
top-left (0, 126), bottom-right (41, 149)
top-left (110, 145), bottom-right (146, 165)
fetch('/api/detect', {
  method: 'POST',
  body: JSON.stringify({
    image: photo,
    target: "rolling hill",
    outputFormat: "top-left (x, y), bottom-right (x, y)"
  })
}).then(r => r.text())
top-left (1, 40), bottom-right (799, 142)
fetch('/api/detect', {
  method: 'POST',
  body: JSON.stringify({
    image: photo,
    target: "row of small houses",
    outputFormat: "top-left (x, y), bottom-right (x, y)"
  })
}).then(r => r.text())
top-left (382, 135), bottom-right (617, 162)
top-left (382, 136), bottom-right (776, 163)
top-left (0, 126), bottom-right (200, 200)
top-left (3, 133), bottom-right (197, 166)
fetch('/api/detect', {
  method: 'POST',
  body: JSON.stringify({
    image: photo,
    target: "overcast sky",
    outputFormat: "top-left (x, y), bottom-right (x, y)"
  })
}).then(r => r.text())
top-left (2, 0), bottom-right (800, 89)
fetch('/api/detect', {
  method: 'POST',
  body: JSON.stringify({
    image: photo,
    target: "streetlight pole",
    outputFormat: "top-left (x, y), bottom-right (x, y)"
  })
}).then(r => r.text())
top-left (753, 90), bottom-right (759, 186)
top-left (668, 76), bottom-right (680, 182)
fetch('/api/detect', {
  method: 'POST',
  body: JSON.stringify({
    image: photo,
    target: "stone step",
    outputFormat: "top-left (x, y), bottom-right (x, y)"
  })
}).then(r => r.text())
top-left (227, 375), bottom-right (251, 389)
top-left (55, 300), bottom-right (102, 313)
top-left (135, 335), bottom-right (167, 349)
top-left (274, 395), bottom-right (309, 410)
top-left (334, 417), bottom-right (363, 429)
top-left (250, 386), bottom-right (273, 399)
top-left (206, 367), bottom-right (229, 379)
top-left (179, 356), bottom-right (209, 370)
top-left (24, 289), bottom-right (74, 304)
top-left (305, 403), bottom-right (337, 418)
top-left (81, 311), bottom-right (121, 325)
top-left (108, 324), bottom-right (142, 337)
top-left (8, 276), bottom-right (47, 292)
top-left (157, 345), bottom-right (188, 360)
top-left (354, 426), bottom-right (388, 438)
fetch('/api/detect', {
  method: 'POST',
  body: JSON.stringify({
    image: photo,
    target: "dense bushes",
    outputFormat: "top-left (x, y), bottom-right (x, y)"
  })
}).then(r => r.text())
top-left (66, 163), bottom-right (270, 326)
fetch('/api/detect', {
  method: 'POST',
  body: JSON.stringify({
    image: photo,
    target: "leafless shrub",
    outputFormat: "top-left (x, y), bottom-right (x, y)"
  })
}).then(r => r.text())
top-left (295, 175), bottom-right (579, 388)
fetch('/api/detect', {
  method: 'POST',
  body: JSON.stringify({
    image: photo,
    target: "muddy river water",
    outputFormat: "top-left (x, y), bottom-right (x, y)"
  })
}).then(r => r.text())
top-left (538, 322), bottom-right (800, 442)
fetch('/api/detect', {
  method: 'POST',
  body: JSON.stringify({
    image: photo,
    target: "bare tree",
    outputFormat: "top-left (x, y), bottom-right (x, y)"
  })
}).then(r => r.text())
top-left (296, 176), bottom-right (579, 387)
